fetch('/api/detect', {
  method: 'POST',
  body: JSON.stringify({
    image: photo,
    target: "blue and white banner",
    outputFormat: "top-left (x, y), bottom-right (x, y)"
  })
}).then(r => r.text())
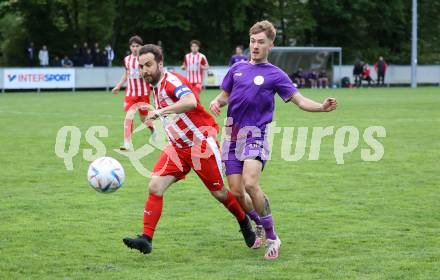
top-left (4, 68), bottom-right (75, 89)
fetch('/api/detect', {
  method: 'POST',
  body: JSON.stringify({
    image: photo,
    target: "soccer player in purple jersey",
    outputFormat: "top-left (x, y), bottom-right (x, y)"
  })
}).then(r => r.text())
top-left (210, 20), bottom-right (337, 260)
top-left (229, 45), bottom-right (249, 66)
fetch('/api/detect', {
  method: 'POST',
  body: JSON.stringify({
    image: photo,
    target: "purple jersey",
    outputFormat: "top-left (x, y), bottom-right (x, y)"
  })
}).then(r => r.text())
top-left (221, 61), bottom-right (297, 174)
top-left (222, 61), bottom-right (297, 137)
top-left (229, 54), bottom-right (248, 66)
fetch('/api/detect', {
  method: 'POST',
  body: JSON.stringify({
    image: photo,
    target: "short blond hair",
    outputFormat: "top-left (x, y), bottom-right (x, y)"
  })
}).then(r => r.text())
top-left (249, 20), bottom-right (276, 42)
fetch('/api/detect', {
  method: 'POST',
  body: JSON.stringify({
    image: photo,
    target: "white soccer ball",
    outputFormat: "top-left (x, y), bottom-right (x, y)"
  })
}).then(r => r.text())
top-left (87, 157), bottom-right (125, 193)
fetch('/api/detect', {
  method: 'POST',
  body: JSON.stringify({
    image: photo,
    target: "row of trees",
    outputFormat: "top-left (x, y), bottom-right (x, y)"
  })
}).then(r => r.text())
top-left (0, 0), bottom-right (439, 66)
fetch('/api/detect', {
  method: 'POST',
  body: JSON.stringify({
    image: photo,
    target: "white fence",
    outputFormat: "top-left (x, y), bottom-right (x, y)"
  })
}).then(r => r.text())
top-left (0, 65), bottom-right (439, 91)
top-left (332, 65), bottom-right (440, 85)
top-left (0, 66), bottom-right (228, 91)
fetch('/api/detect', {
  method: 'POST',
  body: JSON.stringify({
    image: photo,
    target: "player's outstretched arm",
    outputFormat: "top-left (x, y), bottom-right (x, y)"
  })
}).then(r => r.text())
top-left (112, 72), bottom-right (127, 94)
top-left (290, 92), bottom-right (337, 112)
top-left (148, 93), bottom-right (197, 120)
top-left (209, 90), bottom-right (230, 116)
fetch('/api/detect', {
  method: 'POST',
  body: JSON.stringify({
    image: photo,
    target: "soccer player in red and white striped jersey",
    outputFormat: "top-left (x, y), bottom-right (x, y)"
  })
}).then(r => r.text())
top-left (112, 36), bottom-right (155, 150)
top-left (122, 44), bottom-right (256, 255)
top-left (181, 40), bottom-right (209, 95)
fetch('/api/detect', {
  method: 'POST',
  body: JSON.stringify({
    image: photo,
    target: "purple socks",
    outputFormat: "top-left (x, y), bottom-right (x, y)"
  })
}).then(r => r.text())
top-left (247, 210), bottom-right (262, 226)
top-left (260, 214), bottom-right (277, 240)
top-left (247, 210), bottom-right (278, 240)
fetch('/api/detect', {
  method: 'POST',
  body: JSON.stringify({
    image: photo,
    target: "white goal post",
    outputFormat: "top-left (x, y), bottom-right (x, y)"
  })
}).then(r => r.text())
top-left (266, 46), bottom-right (343, 86)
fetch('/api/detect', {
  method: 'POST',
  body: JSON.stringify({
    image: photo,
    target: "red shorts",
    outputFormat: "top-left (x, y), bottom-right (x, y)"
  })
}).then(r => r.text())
top-left (152, 137), bottom-right (223, 191)
top-left (190, 83), bottom-right (202, 95)
top-left (124, 95), bottom-right (151, 116)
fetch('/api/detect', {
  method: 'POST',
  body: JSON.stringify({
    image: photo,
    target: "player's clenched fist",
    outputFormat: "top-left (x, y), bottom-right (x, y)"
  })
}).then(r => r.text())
top-left (147, 109), bottom-right (161, 121)
top-left (321, 97), bottom-right (337, 112)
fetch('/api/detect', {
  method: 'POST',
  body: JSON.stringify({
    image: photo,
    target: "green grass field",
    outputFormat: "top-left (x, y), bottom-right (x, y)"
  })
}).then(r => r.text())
top-left (1, 87), bottom-right (440, 279)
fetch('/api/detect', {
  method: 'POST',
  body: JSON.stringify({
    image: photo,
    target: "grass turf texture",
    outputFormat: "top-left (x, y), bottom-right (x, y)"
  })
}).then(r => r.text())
top-left (0, 88), bottom-right (439, 279)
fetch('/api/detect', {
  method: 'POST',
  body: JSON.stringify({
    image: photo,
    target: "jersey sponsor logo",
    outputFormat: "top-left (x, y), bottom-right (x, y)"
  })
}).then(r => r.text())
top-left (189, 62), bottom-right (200, 71)
top-left (248, 143), bottom-right (262, 149)
top-left (253, 75), bottom-right (264, 86)
top-left (128, 68), bottom-right (140, 79)
top-left (234, 72), bottom-right (243, 77)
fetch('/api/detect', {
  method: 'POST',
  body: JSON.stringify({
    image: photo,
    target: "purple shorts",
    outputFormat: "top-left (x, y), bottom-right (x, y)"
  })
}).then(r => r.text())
top-left (222, 138), bottom-right (270, 176)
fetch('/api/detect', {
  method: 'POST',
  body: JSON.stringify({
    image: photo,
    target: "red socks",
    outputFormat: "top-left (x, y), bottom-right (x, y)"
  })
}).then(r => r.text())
top-left (143, 193), bottom-right (163, 239)
top-left (223, 191), bottom-right (246, 222)
top-left (143, 191), bottom-right (245, 239)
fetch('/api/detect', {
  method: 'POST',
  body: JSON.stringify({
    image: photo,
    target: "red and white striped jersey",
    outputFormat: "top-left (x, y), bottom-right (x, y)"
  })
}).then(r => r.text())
top-left (151, 71), bottom-right (218, 148)
top-left (183, 52), bottom-right (208, 84)
top-left (124, 54), bottom-right (150, 97)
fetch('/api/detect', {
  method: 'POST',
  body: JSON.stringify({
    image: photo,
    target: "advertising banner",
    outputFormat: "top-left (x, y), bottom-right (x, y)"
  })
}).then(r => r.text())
top-left (4, 68), bottom-right (75, 89)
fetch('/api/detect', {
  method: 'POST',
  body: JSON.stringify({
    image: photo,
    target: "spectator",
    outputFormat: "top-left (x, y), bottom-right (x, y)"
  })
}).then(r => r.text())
top-left (52, 55), bottom-right (62, 67)
top-left (302, 70), bottom-right (310, 87)
top-left (353, 60), bottom-right (363, 88)
top-left (61, 55), bottom-right (74, 67)
top-left (98, 48), bottom-right (107, 66)
top-left (27, 42), bottom-right (35, 67)
top-left (92, 42), bottom-right (99, 62)
top-left (102, 50), bottom-right (108, 65)
top-left (83, 48), bottom-right (93, 68)
top-left (318, 69), bottom-right (329, 88)
top-left (71, 44), bottom-right (81, 66)
top-left (362, 63), bottom-right (373, 87)
top-left (93, 48), bottom-right (106, 66)
top-left (374, 56), bottom-right (388, 86)
top-left (81, 42), bottom-right (89, 62)
top-left (229, 45), bottom-right (248, 66)
top-left (291, 68), bottom-right (305, 88)
top-left (38, 45), bottom-right (49, 67)
top-left (309, 69), bottom-right (318, 89)
top-left (105, 44), bottom-right (115, 66)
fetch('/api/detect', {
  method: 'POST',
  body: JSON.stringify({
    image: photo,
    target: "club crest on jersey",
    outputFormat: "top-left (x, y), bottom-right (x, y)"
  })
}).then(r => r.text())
top-left (253, 75), bottom-right (264, 86)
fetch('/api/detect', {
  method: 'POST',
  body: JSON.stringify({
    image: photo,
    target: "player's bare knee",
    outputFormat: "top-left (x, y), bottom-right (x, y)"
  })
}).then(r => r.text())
top-left (243, 176), bottom-right (259, 194)
top-left (148, 180), bottom-right (163, 196)
top-left (210, 188), bottom-right (227, 202)
top-left (228, 180), bottom-right (243, 193)
top-left (244, 182), bottom-right (259, 197)
top-left (230, 188), bottom-right (245, 201)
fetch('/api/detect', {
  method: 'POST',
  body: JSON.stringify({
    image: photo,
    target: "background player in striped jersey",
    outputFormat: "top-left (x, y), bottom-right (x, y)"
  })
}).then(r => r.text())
top-left (122, 44), bottom-right (256, 255)
top-left (112, 35), bottom-right (155, 150)
top-left (181, 40), bottom-right (209, 95)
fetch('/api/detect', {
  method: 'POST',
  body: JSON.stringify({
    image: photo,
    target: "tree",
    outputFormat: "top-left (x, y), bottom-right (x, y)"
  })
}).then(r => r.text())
top-left (0, 0), bottom-right (439, 66)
